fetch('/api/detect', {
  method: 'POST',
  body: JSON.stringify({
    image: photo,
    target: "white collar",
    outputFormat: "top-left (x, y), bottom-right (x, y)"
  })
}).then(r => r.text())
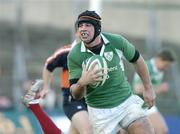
top-left (80, 33), bottom-right (109, 52)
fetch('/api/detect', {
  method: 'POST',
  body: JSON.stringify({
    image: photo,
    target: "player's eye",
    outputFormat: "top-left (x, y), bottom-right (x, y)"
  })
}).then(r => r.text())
top-left (85, 23), bottom-right (93, 27)
top-left (79, 24), bottom-right (83, 28)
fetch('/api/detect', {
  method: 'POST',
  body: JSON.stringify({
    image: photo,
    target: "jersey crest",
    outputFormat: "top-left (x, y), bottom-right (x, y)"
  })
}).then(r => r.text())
top-left (104, 51), bottom-right (113, 61)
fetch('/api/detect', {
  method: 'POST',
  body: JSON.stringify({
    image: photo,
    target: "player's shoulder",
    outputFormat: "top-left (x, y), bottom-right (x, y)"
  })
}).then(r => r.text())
top-left (102, 32), bottom-right (129, 50)
top-left (55, 44), bottom-right (71, 54)
top-left (52, 44), bottom-right (71, 57)
top-left (102, 32), bottom-right (126, 41)
top-left (68, 42), bottom-right (81, 58)
top-left (46, 44), bottom-right (71, 63)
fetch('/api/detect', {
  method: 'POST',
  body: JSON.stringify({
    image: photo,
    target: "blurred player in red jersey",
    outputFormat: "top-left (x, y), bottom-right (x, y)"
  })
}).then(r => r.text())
top-left (22, 42), bottom-right (92, 134)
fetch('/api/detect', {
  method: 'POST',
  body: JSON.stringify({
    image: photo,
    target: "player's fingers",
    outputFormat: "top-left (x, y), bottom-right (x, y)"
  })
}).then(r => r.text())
top-left (94, 77), bottom-right (103, 82)
top-left (94, 71), bottom-right (104, 78)
top-left (94, 68), bottom-right (104, 74)
top-left (94, 74), bottom-right (103, 79)
top-left (89, 62), bottom-right (98, 71)
top-left (147, 99), bottom-right (154, 109)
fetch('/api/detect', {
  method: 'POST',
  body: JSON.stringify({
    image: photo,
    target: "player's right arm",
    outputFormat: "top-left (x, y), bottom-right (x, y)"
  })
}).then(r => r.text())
top-left (70, 79), bottom-right (86, 100)
top-left (134, 81), bottom-right (169, 96)
top-left (39, 47), bottom-right (70, 98)
top-left (38, 57), bottom-right (55, 98)
top-left (39, 66), bottom-right (53, 98)
top-left (70, 62), bottom-right (101, 100)
top-left (68, 49), bottom-right (101, 100)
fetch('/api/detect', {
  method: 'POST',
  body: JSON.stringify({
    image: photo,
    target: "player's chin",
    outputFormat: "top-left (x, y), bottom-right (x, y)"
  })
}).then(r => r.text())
top-left (81, 38), bottom-right (91, 44)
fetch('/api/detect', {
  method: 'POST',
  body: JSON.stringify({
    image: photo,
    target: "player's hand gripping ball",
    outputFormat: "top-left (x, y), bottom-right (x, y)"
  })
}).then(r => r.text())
top-left (85, 55), bottom-right (108, 88)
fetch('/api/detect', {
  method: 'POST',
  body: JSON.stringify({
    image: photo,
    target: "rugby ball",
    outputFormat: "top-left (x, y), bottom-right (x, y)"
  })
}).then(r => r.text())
top-left (85, 55), bottom-right (108, 88)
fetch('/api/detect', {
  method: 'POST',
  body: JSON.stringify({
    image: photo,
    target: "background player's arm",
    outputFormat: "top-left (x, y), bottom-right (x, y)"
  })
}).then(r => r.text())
top-left (134, 82), bottom-right (169, 96)
top-left (38, 63), bottom-right (53, 98)
top-left (155, 82), bottom-right (169, 95)
top-left (39, 49), bottom-right (66, 98)
top-left (41, 66), bottom-right (53, 97)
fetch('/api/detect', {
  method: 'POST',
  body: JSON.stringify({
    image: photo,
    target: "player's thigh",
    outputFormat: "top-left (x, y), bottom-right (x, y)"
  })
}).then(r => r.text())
top-left (68, 123), bottom-right (79, 134)
top-left (120, 95), bottom-right (146, 128)
top-left (148, 112), bottom-right (168, 133)
top-left (88, 95), bottom-right (145, 134)
top-left (63, 96), bottom-right (92, 133)
top-left (68, 111), bottom-right (92, 134)
top-left (117, 129), bottom-right (128, 134)
top-left (63, 96), bottom-right (87, 120)
top-left (71, 110), bottom-right (93, 134)
top-left (127, 117), bottom-right (155, 134)
top-left (88, 105), bottom-right (122, 134)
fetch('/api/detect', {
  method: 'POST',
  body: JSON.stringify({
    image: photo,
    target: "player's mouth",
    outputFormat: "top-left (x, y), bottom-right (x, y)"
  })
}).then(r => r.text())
top-left (81, 32), bottom-right (89, 38)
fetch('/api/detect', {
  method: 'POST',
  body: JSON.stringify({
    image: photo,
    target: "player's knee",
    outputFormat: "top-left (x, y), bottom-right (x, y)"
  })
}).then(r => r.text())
top-left (127, 117), bottom-right (155, 134)
top-left (80, 129), bottom-right (93, 134)
top-left (77, 123), bottom-right (93, 134)
top-left (155, 125), bottom-right (168, 134)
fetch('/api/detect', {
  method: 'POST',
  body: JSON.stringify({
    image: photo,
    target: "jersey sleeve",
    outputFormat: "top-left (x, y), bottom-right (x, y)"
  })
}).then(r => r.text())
top-left (67, 50), bottom-right (82, 80)
top-left (45, 54), bottom-right (64, 72)
top-left (45, 46), bottom-right (70, 72)
top-left (111, 34), bottom-right (136, 62)
top-left (121, 37), bottom-right (136, 62)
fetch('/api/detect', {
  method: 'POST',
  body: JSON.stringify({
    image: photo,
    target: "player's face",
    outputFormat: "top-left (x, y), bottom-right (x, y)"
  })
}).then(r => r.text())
top-left (159, 60), bottom-right (172, 71)
top-left (78, 22), bottom-right (95, 44)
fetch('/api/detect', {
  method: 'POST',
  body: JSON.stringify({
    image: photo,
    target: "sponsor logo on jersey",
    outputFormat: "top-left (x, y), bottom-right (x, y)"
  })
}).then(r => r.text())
top-left (104, 52), bottom-right (113, 61)
top-left (108, 66), bottom-right (118, 72)
top-left (106, 66), bottom-right (118, 79)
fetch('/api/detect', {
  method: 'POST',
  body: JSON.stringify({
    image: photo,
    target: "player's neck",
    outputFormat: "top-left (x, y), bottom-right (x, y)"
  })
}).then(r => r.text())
top-left (87, 39), bottom-right (103, 55)
top-left (85, 36), bottom-right (103, 50)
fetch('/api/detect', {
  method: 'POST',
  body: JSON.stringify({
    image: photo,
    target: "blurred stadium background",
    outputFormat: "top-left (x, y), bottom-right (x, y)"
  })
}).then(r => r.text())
top-left (0, 0), bottom-right (180, 133)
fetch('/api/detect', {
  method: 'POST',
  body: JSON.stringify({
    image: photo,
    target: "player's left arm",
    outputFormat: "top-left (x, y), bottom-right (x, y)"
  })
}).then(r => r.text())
top-left (121, 37), bottom-right (155, 108)
top-left (133, 56), bottom-right (155, 108)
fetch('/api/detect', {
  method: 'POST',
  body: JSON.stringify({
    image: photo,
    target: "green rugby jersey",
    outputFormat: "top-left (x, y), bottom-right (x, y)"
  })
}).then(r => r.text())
top-left (68, 32), bottom-right (136, 108)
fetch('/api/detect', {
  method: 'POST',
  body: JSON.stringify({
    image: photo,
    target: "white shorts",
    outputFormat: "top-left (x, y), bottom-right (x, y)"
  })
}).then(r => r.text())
top-left (145, 105), bottom-right (158, 115)
top-left (88, 95), bottom-right (146, 134)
